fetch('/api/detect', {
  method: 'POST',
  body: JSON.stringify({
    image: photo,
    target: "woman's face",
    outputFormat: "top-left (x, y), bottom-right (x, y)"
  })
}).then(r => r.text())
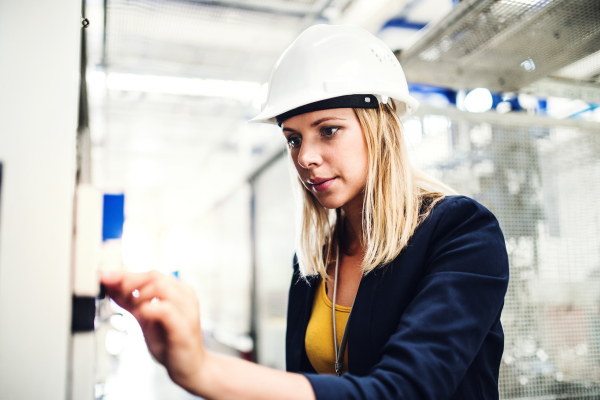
top-left (282, 108), bottom-right (369, 211)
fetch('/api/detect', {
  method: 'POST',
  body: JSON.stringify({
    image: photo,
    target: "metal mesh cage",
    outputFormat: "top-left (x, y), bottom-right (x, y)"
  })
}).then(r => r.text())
top-left (408, 108), bottom-right (600, 399)
top-left (400, 0), bottom-right (600, 92)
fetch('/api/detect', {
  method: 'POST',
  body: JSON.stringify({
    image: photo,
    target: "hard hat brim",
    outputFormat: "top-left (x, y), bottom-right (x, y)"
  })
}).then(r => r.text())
top-left (248, 92), bottom-right (419, 125)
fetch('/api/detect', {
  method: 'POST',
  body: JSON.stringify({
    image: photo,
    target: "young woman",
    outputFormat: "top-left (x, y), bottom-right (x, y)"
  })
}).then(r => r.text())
top-left (101, 25), bottom-right (509, 400)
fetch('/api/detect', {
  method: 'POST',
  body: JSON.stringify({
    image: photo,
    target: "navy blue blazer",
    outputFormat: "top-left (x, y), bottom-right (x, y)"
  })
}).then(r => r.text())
top-left (285, 196), bottom-right (509, 400)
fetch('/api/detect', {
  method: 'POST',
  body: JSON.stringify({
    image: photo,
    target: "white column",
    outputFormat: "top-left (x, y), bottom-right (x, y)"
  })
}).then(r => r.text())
top-left (0, 0), bottom-right (81, 399)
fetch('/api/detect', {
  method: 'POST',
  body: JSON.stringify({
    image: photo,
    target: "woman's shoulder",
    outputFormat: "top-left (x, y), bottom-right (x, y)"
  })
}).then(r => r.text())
top-left (414, 194), bottom-right (508, 278)
top-left (417, 194), bottom-right (504, 247)
top-left (427, 195), bottom-right (497, 223)
top-left (431, 194), bottom-right (485, 209)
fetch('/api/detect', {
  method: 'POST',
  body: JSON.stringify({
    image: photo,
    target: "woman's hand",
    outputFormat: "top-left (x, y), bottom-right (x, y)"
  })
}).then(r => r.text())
top-left (100, 270), bottom-right (315, 400)
top-left (100, 270), bottom-right (205, 393)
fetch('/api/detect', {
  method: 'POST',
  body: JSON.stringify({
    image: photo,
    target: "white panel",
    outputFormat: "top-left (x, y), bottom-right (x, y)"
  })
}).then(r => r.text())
top-left (71, 332), bottom-right (96, 400)
top-left (0, 0), bottom-right (81, 399)
top-left (74, 185), bottom-right (103, 296)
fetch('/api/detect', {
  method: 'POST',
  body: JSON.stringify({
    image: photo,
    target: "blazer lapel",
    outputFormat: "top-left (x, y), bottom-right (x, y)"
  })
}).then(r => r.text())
top-left (347, 268), bottom-right (381, 375)
top-left (290, 274), bottom-right (319, 372)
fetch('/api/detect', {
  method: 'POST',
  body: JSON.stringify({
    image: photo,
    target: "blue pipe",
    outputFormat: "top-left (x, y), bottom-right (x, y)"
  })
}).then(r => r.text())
top-left (381, 17), bottom-right (427, 31)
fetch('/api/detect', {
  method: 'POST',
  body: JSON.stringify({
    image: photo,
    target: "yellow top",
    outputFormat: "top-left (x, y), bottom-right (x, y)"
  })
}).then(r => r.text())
top-left (305, 278), bottom-right (351, 375)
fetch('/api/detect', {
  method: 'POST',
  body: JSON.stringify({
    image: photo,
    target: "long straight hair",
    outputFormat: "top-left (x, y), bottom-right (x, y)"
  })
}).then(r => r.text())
top-left (293, 103), bottom-right (456, 279)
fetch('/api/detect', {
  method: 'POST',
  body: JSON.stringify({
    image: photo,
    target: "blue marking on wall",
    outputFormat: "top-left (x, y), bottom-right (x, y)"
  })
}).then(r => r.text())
top-left (102, 193), bottom-right (125, 241)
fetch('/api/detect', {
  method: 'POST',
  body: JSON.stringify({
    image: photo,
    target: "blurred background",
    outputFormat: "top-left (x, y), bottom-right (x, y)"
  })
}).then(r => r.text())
top-left (1, 0), bottom-right (600, 399)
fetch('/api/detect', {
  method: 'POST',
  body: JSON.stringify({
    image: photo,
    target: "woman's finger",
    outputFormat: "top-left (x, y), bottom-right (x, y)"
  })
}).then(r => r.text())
top-left (101, 270), bottom-right (178, 311)
top-left (130, 278), bottom-right (182, 307)
top-left (100, 270), bottom-right (151, 305)
top-left (134, 299), bottom-right (180, 331)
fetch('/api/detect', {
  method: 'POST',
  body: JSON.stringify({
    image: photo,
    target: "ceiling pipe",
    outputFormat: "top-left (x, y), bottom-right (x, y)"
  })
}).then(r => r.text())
top-left (186, 0), bottom-right (330, 17)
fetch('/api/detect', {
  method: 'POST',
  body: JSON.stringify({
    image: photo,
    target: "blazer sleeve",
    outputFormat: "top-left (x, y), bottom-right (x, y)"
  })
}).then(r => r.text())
top-left (303, 196), bottom-right (510, 400)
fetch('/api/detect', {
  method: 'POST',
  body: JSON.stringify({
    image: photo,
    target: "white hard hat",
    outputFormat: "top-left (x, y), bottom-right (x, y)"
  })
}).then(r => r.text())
top-left (248, 24), bottom-right (418, 126)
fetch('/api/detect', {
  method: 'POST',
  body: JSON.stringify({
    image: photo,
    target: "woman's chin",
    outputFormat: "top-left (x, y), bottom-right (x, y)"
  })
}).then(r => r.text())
top-left (314, 193), bottom-right (345, 210)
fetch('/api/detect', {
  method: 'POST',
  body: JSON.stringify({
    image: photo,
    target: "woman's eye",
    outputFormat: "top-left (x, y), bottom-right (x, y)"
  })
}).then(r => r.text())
top-left (287, 136), bottom-right (301, 147)
top-left (321, 126), bottom-right (340, 137)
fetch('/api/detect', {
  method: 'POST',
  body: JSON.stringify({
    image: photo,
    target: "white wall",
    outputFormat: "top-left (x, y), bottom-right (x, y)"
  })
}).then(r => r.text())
top-left (0, 0), bottom-right (81, 399)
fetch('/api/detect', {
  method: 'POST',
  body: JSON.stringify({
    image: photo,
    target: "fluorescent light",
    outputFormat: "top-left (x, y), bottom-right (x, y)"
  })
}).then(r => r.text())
top-left (104, 72), bottom-right (261, 101)
top-left (465, 88), bottom-right (493, 113)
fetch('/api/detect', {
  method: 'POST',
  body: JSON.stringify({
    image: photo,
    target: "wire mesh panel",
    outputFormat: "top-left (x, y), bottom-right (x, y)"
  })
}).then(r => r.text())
top-left (407, 109), bottom-right (600, 399)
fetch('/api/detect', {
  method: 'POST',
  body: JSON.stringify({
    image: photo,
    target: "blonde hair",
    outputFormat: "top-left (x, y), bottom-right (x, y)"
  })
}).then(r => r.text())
top-left (293, 103), bottom-right (456, 279)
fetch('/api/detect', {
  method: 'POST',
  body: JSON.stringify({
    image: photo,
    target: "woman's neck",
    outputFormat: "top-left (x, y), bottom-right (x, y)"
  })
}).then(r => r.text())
top-left (340, 195), bottom-right (364, 256)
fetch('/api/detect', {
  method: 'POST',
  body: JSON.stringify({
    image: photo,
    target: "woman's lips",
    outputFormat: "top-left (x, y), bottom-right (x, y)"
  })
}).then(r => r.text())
top-left (308, 177), bottom-right (336, 192)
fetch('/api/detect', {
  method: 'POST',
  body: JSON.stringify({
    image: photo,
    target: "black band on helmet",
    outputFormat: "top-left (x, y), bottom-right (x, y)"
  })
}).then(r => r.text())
top-left (275, 94), bottom-right (379, 127)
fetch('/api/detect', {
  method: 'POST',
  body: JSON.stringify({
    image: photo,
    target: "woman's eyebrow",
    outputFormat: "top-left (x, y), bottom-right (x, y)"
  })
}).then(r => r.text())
top-left (311, 117), bottom-right (346, 127)
top-left (282, 127), bottom-right (299, 134)
top-left (283, 117), bottom-right (346, 133)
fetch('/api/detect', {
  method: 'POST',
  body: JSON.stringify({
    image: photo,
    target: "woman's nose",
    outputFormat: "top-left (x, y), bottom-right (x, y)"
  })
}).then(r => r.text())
top-left (297, 141), bottom-right (322, 169)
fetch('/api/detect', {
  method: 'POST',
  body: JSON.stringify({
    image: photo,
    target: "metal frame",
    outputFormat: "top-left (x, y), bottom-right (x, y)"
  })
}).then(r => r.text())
top-left (413, 104), bottom-right (600, 130)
